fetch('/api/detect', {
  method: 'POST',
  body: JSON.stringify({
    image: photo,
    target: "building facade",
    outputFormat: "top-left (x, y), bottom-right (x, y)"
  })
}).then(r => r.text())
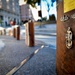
top-left (20, 4), bottom-right (34, 23)
top-left (0, 0), bottom-right (20, 27)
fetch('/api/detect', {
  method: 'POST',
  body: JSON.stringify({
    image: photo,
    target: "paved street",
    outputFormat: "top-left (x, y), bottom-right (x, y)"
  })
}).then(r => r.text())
top-left (0, 23), bottom-right (57, 75)
top-left (0, 35), bottom-right (56, 75)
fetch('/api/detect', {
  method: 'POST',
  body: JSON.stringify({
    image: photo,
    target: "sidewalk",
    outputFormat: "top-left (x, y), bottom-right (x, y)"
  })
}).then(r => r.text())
top-left (0, 35), bottom-right (56, 75)
top-left (0, 39), bottom-right (5, 50)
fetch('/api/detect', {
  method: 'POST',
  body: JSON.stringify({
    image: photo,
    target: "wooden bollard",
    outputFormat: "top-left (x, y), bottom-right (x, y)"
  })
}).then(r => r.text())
top-left (56, 1), bottom-right (75, 75)
top-left (0, 28), bottom-right (6, 35)
top-left (16, 26), bottom-right (20, 40)
top-left (13, 27), bottom-right (16, 38)
top-left (4, 29), bottom-right (6, 35)
top-left (9, 30), bottom-right (12, 36)
top-left (0, 30), bottom-right (2, 35)
top-left (25, 21), bottom-right (34, 47)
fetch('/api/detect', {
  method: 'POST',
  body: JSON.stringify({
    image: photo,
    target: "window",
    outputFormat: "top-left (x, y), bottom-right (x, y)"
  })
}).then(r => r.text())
top-left (0, 15), bottom-right (3, 20)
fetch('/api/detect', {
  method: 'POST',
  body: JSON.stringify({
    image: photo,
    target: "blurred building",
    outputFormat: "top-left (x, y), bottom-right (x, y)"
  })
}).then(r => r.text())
top-left (20, 4), bottom-right (34, 23)
top-left (0, 0), bottom-right (20, 27)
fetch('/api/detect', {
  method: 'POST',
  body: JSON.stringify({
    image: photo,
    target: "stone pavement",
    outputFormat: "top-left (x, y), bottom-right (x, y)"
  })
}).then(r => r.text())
top-left (0, 35), bottom-right (57, 75)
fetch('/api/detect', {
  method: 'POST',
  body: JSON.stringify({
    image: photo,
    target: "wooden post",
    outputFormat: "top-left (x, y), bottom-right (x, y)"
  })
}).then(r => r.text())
top-left (13, 27), bottom-right (16, 38)
top-left (16, 26), bottom-right (20, 40)
top-left (25, 21), bottom-right (34, 47)
top-left (4, 29), bottom-right (6, 35)
top-left (9, 30), bottom-right (12, 36)
top-left (0, 30), bottom-right (2, 35)
top-left (56, 0), bottom-right (75, 75)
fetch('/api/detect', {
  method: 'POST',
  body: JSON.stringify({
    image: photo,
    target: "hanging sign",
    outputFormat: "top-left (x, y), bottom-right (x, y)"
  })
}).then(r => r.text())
top-left (64, 0), bottom-right (75, 13)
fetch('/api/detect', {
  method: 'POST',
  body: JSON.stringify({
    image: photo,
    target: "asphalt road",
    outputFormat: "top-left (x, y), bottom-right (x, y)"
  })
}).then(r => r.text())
top-left (0, 24), bottom-right (57, 75)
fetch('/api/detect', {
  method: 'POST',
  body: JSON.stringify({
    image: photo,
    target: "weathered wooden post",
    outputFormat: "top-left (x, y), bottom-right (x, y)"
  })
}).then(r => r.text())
top-left (13, 25), bottom-right (20, 40)
top-left (56, 0), bottom-right (75, 75)
top-left (0, 30), bottom-right (2, 35)
top-left (13, 27), bottom-right (16, 38)
top-left (16, 26), bottom-right (20, 40)
top-left (25, 21), bottom-right (34, 47)
top-left (0, 27), bottom-right (6, 35)
top-left (4, 29), bottom-right (6, 35)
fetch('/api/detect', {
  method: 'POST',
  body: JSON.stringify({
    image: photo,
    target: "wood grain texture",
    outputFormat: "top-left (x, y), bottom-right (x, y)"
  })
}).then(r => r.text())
top-left (56, 1), bottom-right (75, 75)
top-left (25, 21), bottom-right (34, 47)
